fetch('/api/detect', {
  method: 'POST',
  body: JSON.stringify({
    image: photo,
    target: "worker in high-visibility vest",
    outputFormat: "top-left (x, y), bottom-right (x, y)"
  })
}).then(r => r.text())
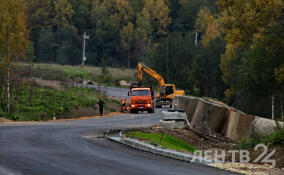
top-left (120, 99), bottom-right (127, 112)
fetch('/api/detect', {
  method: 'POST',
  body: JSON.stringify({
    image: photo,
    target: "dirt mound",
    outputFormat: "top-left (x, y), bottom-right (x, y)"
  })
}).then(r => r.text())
top-left (144, 126), bottom-right (284, 169)
top-left (147, 126), bottom-right (234, 150)
top-left (0, 118), bottom-right (12, 122)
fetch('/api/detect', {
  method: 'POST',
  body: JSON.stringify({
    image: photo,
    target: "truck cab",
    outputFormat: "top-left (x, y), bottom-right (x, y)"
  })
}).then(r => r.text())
top-left (129, 87), bottom-right (155, 113)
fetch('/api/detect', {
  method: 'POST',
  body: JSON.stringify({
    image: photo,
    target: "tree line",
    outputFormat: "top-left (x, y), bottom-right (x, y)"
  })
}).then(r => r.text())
top-left (145, 0), bottom-right (284, 118)
top-left (0, 0), bottom-right (283, 118)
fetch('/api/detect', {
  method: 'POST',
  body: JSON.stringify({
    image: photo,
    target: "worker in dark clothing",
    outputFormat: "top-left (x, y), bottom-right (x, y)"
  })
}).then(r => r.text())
top-left (98, 97), bottom-right (105, 116)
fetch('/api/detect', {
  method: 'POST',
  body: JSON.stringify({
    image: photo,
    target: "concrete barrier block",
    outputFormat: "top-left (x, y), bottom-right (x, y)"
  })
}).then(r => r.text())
top-left (173, 95), bottom-right (198, 121)
top-left (223, 111), bottom-right (256, 142)
top-left (191, 98), bottom-right (228, 132)
top-left (221, 108), bottom-right (234, 136)
top-left (221, 108), bottom-right (247, 136)
top-left (159, 120), bottom-right (185, 129)
top-left (251, 117), bottom-right (284, 138)
top-left (162, 111), bottom-right (186, 121)
top-left (225, 111), bottom-right (239, 141)
top-left (237, 113), bottom-right (256, 139)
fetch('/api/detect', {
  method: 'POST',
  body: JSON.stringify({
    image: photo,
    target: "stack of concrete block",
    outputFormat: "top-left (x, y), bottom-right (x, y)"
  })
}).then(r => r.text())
top-left (160, 110), bottom-right (187, 129)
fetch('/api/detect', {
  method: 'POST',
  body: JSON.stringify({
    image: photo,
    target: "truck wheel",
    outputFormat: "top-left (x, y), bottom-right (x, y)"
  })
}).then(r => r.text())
top-left (130, 110), bottom-right (135, 113)
top-left (149, 108), bottom-right (155, 113)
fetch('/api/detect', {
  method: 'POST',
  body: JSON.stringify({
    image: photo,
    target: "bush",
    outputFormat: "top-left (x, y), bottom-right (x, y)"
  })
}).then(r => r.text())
top-left (11, 86), bottom-right (100, 121)
top-left (0, 109), bottom-right (8, 118)
top-left (238, 121), bottom-right (284, 148)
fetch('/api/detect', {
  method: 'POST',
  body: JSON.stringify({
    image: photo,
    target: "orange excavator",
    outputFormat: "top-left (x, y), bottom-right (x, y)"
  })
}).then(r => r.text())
top-left (137, 62), bottom-right (185, 108)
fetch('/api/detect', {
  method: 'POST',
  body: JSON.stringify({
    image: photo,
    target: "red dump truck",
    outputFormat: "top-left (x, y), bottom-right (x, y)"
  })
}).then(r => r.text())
top-left (129, 85), bottom-right (155, 113)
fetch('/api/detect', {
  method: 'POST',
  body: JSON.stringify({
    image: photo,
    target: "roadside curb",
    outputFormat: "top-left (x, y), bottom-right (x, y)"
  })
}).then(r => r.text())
top-left (105, 129), bottom-right (214, 165)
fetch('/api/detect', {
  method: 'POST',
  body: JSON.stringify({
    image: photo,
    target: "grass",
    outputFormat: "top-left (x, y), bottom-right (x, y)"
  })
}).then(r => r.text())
top-left (25, 63), bottom-right (137, 86)
top-left (0, 63), bottom-right (125, 121)
top-left (126, 131), bottom-right (195, 152)
top-left (0, 86), bottom-right (116, 121)
top-left (238, 122), bottom-right (284, 149)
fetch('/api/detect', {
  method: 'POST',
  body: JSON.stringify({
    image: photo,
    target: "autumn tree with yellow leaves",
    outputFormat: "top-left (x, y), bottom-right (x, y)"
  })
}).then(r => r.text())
top-left (195, 7), bottom-right (220, 47)
top-left (0, 0), bottom-right (28, 115)
top-left (216, 0), bottom-right (284, 116)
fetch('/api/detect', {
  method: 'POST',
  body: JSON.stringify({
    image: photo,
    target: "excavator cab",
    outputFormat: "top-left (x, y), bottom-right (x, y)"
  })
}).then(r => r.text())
top-left (160, 85), bottom-right (174, 97)
top-left (157, 84), bottom-right (175, 108)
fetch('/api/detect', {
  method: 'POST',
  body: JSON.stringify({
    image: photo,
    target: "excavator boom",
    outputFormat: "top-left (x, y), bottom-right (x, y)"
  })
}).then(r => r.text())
top-left (137, 61), bottom-right (185, 108)
top-left (137, 62), bottom-right (165, 89)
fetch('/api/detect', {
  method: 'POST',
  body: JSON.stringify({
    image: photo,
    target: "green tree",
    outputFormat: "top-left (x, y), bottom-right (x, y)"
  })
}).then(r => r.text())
top-left (53, 0), bottom-right (80, 65)
top-left (54, 0), bottom-right (75, 27)
top-left (143, 0), bottom-right (172, 37)
top-left (146, 32), bottom-right (196, 91)
top-left (56, 26), bottom-right (82, 65)
top-left (90, 0), bottom-right (133, 66)
top-left (190, 38), bottom-right (226, 98)
top-left (37, 28), bottom-right (57, 62)
top-left (25, 0), bottom-right (53, 36)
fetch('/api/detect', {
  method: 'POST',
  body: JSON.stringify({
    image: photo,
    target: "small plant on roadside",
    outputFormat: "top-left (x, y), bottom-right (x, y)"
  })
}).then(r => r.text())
top-left (238, 136), bottom-right (262, 149)
top-left (238, 121), bottom-right (284, 148)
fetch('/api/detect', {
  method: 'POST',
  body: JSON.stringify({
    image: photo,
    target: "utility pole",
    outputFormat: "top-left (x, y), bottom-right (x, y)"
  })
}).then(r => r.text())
top-left (195, 32), bottom-right (198, 45)
top-left (81, 32), bottom-right (90, 68)
top-left (281, 96), bottom-right (283, 120)
top-left (166, 35), bottom-right (169, 81)
top-left (272, 96), bottom-right (275, 120)
top-left (128, 32), bottom-right (130, 69)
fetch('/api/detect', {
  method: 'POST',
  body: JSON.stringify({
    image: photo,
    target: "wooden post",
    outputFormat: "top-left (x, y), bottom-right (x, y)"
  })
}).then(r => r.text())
top-left (7, 65), bottom-right (10, 115)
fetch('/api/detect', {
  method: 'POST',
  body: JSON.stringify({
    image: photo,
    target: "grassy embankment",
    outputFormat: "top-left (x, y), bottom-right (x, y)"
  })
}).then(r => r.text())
top-left (0, 63), bottom-right (134, 121)
top-left (126, 131), bottom-right (196, 152)
top-left (28, 63), bottom-right (136, 87)
top-left (0, 85), bottom-right (120, 121)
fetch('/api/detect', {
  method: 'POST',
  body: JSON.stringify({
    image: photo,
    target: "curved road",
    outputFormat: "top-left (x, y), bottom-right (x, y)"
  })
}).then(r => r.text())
top-left (0, 87), bottom-right (239, 175)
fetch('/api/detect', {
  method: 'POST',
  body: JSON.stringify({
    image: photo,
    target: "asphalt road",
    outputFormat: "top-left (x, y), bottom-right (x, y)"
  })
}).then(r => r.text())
top-left (0, 87), bottom-right (239, 175)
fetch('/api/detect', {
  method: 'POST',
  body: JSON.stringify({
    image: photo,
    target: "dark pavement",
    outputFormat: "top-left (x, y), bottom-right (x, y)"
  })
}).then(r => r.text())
top-left (0, 86), bottom-right (239, 175)
top-left (0, 111), bottom-right (239, 175)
